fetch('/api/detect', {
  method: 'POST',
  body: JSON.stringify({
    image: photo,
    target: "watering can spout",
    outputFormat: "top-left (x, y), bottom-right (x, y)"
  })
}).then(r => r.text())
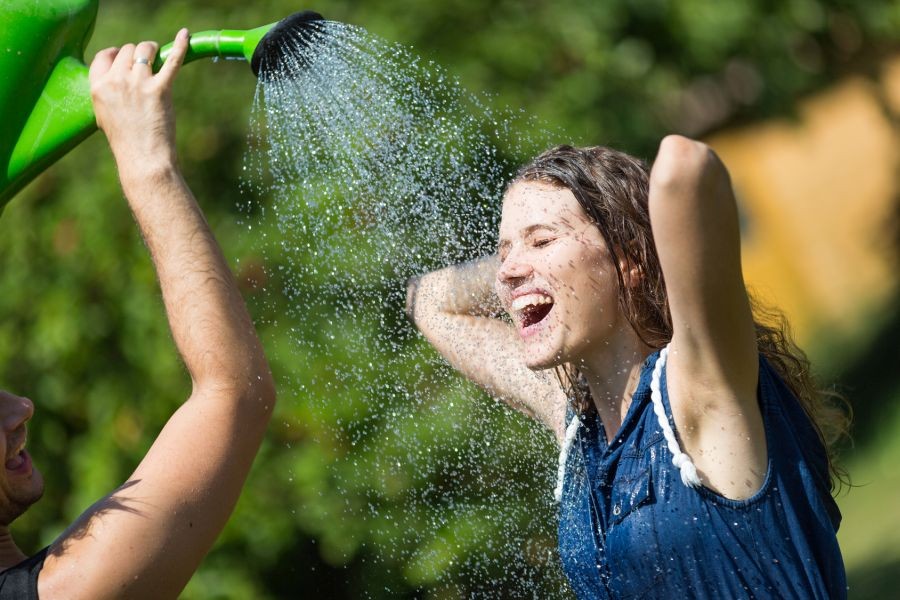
top-left (0, 6), bottom-right (324, 209)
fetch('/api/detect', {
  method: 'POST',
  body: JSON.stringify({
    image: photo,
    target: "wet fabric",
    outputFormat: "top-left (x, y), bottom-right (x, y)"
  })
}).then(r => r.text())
top-left (557, 350), bottom-right (846, 599)
top-left (0, 547), bottom-right (47, 600)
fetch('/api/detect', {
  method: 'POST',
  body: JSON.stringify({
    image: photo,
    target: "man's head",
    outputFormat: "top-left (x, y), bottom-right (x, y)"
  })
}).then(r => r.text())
top-left (0, 390), bottom-right (43, 525)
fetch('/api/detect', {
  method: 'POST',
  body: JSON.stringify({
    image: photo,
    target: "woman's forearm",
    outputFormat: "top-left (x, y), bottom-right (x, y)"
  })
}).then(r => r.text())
top-left (407, 255), bottom-right (502, 323)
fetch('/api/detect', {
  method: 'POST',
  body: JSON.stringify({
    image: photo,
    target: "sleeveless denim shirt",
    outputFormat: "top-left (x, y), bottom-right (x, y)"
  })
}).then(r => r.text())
top-left (557, 350), bottom-right (846, 599)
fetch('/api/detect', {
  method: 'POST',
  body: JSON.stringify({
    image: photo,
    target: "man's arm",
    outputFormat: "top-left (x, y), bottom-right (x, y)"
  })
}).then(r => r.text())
top-left (38, 32), bottom-right (276, 599)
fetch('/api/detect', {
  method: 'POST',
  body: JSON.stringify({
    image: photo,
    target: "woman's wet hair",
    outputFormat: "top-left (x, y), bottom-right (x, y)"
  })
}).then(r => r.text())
top-left (516, 146), bottom-right (669, 348)
top-left (513, 145), bottom-right (851, 491)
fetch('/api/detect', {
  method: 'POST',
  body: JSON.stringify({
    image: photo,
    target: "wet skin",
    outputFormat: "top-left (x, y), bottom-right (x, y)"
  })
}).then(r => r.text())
top-left (411, 137), bottom-right (766, 499)
top-left (495, 181), bottom-right (652, 435)
top-left (496, 181), bottom-right (642, 372)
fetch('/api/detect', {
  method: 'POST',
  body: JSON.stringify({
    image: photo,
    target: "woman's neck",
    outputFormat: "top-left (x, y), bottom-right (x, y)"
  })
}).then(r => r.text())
top-left (579, 328), bottom-right (653, 441)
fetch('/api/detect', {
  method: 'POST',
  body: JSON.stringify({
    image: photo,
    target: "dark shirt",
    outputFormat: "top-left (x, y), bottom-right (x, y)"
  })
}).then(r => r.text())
top-left (557, 351), bottom-right (846, 599)
top-left (0, 547), bottom-right (47, 600)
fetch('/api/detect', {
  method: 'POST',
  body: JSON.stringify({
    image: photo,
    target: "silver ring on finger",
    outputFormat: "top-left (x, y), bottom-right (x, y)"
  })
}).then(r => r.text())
top-left (134, 56), bottom-right (151, 67)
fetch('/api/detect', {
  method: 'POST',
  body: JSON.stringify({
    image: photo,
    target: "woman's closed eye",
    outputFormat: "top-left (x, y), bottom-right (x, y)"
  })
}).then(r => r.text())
top-left (532, 237), bottom-right (556, 248)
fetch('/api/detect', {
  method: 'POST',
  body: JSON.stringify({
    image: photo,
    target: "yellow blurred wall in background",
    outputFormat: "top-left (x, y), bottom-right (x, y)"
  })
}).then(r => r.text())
top-left (708, 55), bottom-right (899, 351)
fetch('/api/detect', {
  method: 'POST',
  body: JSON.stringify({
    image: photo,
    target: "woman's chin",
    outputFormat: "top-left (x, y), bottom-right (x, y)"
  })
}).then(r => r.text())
top-left (523, 347), bottom-right (564, 371)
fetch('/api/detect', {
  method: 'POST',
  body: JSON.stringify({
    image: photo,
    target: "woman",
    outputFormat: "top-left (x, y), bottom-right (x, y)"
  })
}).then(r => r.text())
top-left (406, 137), bottom-right (847, 598)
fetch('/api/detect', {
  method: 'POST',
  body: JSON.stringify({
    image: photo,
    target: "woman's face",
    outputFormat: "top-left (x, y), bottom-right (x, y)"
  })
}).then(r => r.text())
top-left (496, 181), bottom-right (624, 370)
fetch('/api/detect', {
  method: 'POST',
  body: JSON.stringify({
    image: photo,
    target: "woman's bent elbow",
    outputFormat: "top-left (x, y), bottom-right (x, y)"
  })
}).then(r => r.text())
top-left (650, 135), bottom-right (725, 191)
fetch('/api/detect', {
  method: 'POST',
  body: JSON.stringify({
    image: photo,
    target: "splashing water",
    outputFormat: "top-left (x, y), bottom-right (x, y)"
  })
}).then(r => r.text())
top-left (241, 20), bottom-right (569, 597)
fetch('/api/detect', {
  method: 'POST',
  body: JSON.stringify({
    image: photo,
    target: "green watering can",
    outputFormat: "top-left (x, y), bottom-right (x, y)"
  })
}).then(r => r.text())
top-left (0, 0), bottom-right (322, 208)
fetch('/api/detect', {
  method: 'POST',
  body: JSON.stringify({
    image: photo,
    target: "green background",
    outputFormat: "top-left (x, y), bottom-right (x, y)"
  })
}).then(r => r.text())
top-left (2, 0), bottom-right (898, 597)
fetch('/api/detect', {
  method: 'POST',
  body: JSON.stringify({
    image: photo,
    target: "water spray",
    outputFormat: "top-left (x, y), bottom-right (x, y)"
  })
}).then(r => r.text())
top-left (0, 0), bottom-right (323, 208)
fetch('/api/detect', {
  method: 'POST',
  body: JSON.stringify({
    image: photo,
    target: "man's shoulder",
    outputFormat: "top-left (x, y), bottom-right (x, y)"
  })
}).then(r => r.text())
top-left (0, 547), bottom-right (48, 600)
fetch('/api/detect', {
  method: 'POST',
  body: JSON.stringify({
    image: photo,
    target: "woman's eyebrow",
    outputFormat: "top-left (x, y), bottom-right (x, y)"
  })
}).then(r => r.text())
top-left (523, 223), bottom-right (564, 236)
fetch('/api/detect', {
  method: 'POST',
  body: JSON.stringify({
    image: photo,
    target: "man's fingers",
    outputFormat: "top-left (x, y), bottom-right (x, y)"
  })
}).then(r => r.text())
top-left (132, 41), bottom-right (159, 76)
top-left (111, 43), bottom-right (136, 73)
top-left (159, 28), bottom-right (189, 82)
top-left (88, 47), bottom-right (119, 83)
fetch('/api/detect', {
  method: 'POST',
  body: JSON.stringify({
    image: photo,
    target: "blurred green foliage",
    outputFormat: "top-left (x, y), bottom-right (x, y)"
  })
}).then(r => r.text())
top-left (2, 0), bottom-right (898, 598)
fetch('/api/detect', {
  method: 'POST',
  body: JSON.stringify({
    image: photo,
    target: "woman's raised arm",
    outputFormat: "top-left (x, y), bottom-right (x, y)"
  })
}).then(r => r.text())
top-left (648, 135), bottom-right (765, 499)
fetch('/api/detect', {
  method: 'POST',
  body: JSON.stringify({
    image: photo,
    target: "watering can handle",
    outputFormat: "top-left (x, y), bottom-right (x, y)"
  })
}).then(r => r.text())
top-left (1, 23), bottom-right (275, 207)
top-left (154, 26), bottom-right (275, 71)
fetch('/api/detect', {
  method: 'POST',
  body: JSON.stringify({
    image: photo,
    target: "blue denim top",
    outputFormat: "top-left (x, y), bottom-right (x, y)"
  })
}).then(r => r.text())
top-left (557, 350), bottom-right (846, 599)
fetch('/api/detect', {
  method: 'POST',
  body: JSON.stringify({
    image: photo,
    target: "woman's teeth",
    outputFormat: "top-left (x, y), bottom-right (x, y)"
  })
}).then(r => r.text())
top-left (511, 293), bottom-right (553, 312)
top-left (512, 293), bottom-right (555, 329)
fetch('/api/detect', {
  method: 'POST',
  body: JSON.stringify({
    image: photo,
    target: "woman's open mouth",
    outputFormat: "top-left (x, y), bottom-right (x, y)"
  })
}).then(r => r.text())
top-left (511, 292), bottom-right (555, 336)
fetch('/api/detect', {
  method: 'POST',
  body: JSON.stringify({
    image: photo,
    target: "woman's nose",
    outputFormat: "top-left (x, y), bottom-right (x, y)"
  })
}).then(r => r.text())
top-left (497, 252), bottom-right (532, 284)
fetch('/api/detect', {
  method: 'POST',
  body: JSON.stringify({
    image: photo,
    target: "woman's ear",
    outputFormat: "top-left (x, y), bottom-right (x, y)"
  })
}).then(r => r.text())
top-left (619, 257), bottom-right (643, 289)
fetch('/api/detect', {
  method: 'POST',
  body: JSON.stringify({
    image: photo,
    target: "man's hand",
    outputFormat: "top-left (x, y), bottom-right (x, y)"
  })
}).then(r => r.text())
top-left (89, 29), bottom-right (188, 175)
